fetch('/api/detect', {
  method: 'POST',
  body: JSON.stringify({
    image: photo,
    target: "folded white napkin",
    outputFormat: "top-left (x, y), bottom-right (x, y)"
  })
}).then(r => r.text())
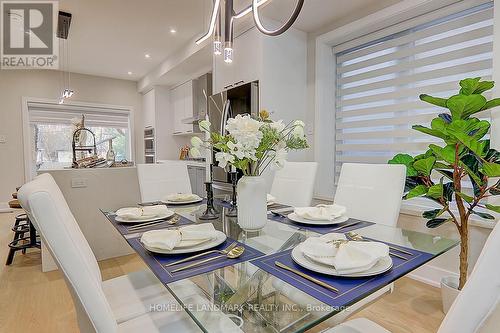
top-left (267, 194), bottom-right (276, 204)
top-left (301, 233), bottom-right (389, 275)
top-left (116, 205), bottom-right (170, 220)
top-left (294, 204), bottom-right (347, 221)
top-left (164, 193), bottom-right (201, 202)
top-left (140, 223), bottom-right (217, 250)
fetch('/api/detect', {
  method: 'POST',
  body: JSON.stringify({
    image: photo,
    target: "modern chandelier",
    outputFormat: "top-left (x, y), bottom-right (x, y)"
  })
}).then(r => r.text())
top-left (196, 0), bottom-right (304, 63)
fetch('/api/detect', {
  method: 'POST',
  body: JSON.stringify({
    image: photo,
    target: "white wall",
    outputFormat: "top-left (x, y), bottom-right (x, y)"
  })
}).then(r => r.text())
top-left (0, 70), bottom-right (142, 204)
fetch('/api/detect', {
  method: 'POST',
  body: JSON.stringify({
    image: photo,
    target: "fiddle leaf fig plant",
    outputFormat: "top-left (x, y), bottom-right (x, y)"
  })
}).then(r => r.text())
top-left (389, 77), bottom-right (500, 290)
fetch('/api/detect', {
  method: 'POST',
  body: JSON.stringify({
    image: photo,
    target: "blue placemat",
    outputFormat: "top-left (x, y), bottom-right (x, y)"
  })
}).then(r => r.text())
top-left (268, 214), bottom-right (375, 234)
top-left (128, 237), bottom-right (264, 284)
top-left (251, 242), bottom-right (434, 308)
top-left (103, 211), bottom-right (195, 236)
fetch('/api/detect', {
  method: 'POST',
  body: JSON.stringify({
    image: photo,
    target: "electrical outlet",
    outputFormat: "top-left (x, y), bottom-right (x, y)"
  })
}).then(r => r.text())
top-left (71, 178), bottom-right (88, 188)
top-left (0, 134), bottom-right (6, 143)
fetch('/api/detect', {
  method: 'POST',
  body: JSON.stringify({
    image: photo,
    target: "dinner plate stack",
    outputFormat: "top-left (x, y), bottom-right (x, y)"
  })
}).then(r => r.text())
top-left (287, 204), bottom-right (349, 225)
top-left (291, 233), bottom-right (393, 277)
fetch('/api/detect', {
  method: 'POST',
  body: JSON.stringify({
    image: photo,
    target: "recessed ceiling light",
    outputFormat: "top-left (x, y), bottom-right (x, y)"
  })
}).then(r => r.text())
top-left (127, 71), bottom-right (133, 75)
top-left (145, 54), bottom-right (151, 59)
top-left (170, 28), bottom-right (177, 34)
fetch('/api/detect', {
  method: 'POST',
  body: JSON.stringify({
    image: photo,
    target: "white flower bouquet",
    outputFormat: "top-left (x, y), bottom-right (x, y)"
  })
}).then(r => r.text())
top-left (190, 110), bottom-right (309, 175)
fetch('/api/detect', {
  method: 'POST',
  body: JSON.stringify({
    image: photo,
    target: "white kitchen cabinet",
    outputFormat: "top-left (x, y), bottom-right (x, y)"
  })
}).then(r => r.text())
top-left (142, 89), bottom-right (156, 128)
top-left (172, 81), bottom-right (194, 134)
top-left (187, 164), bottom-right (206, 197)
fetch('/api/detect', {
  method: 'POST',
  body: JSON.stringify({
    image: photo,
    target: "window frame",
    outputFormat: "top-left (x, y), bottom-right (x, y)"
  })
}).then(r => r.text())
top-left (21, 97), bottom-right (135, 181)
top-left (314, 0), bottom-right (499, 215)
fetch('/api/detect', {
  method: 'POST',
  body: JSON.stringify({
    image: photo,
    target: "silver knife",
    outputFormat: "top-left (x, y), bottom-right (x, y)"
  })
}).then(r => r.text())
top-left (330, 221), bottom-right (361, 232)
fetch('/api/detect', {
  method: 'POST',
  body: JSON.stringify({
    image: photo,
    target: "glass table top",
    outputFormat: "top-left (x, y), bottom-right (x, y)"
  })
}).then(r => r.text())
top-left (109, 200), bottom-right (459, 333)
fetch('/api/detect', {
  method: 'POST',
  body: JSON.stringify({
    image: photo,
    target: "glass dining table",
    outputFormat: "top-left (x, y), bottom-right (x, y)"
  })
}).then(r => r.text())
top-left (102, 200), bottom-right (459, 333)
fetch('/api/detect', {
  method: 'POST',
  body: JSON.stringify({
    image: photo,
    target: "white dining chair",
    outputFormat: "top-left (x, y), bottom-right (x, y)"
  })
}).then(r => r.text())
top-left (334, 163), bottom-right (407, 227)
top-left (17, 173), bottom-right (202, 332)
top-left (137, 162), bottom-right (192, 202)
top-left (270, 161), bottom-right (318, 207)
top-left (325, 220), bottom-right (500, 333)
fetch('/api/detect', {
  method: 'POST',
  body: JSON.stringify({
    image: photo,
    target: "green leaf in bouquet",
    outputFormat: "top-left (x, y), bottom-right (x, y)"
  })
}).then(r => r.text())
top-left (472, 211), bottom-right (496, 220)
top-left (388, 154), bottom-right (418, 176)
top-left (413, 156), bottom-right (436, 176)
top-left (481, 161), bottom-right (500, 177)
top-left (419, 94), bottom-right (447, 107)
top-left (426, 218), bottom-right (450, 228)
top-left (427, 183), bottom-right (444, 199)
top-left (485, 204), bottom-right (500, 214)
top-left (446, 94), bottom-right (487, 119)
top-left (405, 185), bottom-right (428, 199)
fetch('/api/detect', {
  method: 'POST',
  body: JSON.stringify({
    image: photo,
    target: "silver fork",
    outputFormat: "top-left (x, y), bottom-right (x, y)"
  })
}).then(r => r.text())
top-left (164, 241), bottom-right (238, 267)
top-left (127, 216), bottom-right (180, 231)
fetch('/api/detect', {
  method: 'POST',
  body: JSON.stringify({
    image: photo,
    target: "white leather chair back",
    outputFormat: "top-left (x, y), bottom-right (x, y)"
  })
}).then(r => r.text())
top-left (334, 163), bottom-right (406, 226)
top-left (438, 222), bottom-right (500, 333)
top-left (270, 162), bottom-right (318, 207)
top-left (137, 162), bottom-right (192, 202)
top-left (18, 173), bottom-right (117, 333)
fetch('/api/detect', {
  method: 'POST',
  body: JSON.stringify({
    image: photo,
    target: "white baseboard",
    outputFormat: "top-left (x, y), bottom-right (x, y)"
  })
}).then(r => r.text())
top-left (408, 263), bottom-right (458, 288)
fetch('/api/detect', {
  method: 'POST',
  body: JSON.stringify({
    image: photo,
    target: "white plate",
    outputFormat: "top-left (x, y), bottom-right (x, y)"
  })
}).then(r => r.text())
top-left (291, 243), bottom-right (393, 277)
top-left (287, 212), bottom-right (349, 225)
top-left (142, 230), bottom-right (227, 254)
top-left (162, 198), bottom-right (203, 205)
top-left (115, 211), bottom-right (175, 224)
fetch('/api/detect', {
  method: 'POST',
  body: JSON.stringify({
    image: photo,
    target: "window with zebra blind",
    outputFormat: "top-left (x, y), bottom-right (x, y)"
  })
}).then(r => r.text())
top-left (334, 1), bottom-right (494, 183)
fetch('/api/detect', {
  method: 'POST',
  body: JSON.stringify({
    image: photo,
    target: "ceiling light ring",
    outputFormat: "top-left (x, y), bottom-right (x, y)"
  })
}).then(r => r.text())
top-left (251, 0), bottom-right (304, 36)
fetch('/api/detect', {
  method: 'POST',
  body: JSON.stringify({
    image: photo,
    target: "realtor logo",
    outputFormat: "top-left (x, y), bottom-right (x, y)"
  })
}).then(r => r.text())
top-left (1, 1), bottom-right (58, 69)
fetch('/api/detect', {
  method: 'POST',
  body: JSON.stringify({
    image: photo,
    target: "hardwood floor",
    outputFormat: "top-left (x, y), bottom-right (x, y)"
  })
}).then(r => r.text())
top-left (0, 211), bottom-right (444, 333)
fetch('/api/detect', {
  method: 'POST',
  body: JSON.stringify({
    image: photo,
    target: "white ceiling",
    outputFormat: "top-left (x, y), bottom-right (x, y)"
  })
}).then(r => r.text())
top-left (60, 0), bottom-right (401, 82)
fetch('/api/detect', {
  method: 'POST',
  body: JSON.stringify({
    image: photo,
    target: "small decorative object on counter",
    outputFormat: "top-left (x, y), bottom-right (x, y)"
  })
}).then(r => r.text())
top-left (106, 139), bottom-right (116, 165)
top-left (72, 125), bottom-right (99, 168)
top-left (179, 145), bottom-right (190, 160)
top-left (191, 110), bottom-right (309, 231)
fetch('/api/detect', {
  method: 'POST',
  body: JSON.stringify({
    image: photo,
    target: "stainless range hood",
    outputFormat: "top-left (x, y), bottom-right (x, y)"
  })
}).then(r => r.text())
top-left (181, 73), bottom-right (212, 130)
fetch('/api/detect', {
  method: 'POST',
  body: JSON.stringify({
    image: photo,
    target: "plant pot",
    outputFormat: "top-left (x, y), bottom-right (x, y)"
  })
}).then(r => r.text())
top-left (236, 175), bottom-right (267, 231)
top-left (441, 276), bottom-right (460, 314)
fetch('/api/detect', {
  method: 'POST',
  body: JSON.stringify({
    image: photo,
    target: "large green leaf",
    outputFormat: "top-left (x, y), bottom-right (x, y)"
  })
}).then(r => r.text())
top-left (473, 80), bottom-right (495, 94)
top-left (413, 156), bottom-right (436, 176)
top-left (412, 125), bottom-right (448, 140)
top-left (485, 204), bottom-right (500, 213)
top-left (481, 98), bottom-right (500, 111)
top-left (406, 185), bottom-right (428, 199)
top-left (388, 154), bottom-right (418, 176)
top-left (420, 94), bottom-right (447, 107)
top-left (429, 144), bottom-right (456, 164)
top-left (447, 130), bottom-right (488, 157)
top-left (426, 218), bottom-right (450, 228)
top-left (446, 94), bottom-right (487, 119)
top-left (422, 208), bottom-right (445, 219)
top-left (472, 211), bottom-right (496, 220)
top-left (427, 183), bottom-right (444, 199)
top-left (443, 182), bottom-right (454, 202)
top-left (457, 192), bottom-right (473, 203)
top-left (481, 161), bottom-right (500, 177)
top-left (459, 77), bottom-right (481, 95)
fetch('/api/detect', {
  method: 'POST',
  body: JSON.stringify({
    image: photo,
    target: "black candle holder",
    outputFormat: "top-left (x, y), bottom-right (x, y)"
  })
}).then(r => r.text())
top-left (199, 181), bottom-right (219, 220)
top-left (226, 171), bottom-right (238, 217)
